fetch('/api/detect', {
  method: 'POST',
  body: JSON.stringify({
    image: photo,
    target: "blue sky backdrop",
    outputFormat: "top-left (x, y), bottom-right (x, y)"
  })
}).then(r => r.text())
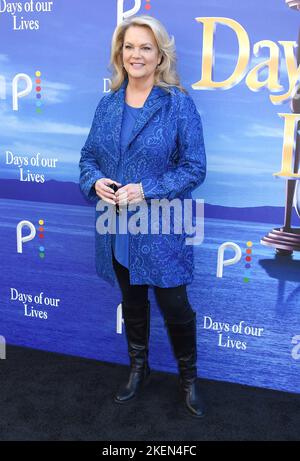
top-left (0, 0), bottom-right (299, 207)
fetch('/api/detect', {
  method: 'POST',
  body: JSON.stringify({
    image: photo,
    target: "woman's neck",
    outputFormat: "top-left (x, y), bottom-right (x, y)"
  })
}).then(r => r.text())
top-left (125, 77), bottom-right (154, 107)
top-left (126, 76), bottom-right (155, 94)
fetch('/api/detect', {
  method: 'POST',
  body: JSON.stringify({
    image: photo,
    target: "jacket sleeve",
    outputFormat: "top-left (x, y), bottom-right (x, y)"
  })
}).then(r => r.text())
top-left (140, 93), bottom-right (206, 200)
top-left (79, 99), bottom-right (107, 203)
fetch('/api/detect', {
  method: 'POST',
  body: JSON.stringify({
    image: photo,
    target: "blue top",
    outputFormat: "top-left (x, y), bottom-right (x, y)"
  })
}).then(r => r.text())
top-left (111, 102), bottom-right (143, 268)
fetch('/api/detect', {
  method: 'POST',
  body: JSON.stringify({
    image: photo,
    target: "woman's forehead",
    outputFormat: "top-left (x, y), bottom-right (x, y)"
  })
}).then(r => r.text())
top-left (124, 26), bottom-right (156, 44)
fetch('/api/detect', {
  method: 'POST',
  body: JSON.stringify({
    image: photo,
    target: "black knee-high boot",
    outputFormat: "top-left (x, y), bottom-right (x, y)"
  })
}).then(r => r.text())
top-left (164, 311), bottom-right (205, 418)
top-left (113, 300), bottom-right (151, 403)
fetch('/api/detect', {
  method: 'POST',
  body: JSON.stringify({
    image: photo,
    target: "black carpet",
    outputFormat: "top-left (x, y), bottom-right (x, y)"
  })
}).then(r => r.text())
top-left (0, 344), bottom-right (299, 441)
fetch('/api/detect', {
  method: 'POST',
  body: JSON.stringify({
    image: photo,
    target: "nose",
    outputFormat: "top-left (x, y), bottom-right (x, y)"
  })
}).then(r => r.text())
top-left (131, 47), bottom-right (142, 58)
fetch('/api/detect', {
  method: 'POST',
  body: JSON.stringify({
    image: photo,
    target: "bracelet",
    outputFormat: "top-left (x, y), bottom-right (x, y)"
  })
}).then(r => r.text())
top-left (139, 182), bottom-right (145, 200)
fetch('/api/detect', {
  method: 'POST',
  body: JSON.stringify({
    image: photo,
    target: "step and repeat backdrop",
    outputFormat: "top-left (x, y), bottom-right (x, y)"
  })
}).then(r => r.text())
top-left (1, 0), bottom-right (300, 393)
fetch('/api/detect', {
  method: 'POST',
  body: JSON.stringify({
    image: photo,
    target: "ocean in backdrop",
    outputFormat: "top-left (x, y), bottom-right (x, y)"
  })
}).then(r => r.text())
top-left (1, 198), bottom-right (300, 394)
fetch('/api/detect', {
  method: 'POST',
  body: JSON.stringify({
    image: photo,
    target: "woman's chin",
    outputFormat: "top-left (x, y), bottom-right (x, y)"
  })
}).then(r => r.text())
top-left (128, 71), bottom-right (146, 78)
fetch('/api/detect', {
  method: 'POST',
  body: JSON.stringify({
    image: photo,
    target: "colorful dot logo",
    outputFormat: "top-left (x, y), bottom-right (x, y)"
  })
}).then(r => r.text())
top-left (145, 0), bottom-right (151, 10)
top-left (38, 219), bottom-right (45, 258)
top-left (243, 241), bottom-right (252, 282)
top-left (35, 70), bottom-right (42, 114)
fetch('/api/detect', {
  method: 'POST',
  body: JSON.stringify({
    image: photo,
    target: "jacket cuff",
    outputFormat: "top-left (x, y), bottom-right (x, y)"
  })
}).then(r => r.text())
top-left (82, 172), bottom-right (106, 202)
top-left (139, 178), bottom-right (157, 200)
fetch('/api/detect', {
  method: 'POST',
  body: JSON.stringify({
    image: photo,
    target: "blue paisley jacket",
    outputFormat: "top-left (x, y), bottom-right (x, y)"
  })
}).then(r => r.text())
top-left (79, 78), bottom-right (206, 288)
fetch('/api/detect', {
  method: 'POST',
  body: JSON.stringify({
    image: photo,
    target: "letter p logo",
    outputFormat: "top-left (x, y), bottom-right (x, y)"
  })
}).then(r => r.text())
top-left (12, 73), bottom-right (33, 111)
top-left (117, 0), bottom-right (141, 25)
top-left (217, 242), bottom-right (242, 278)
top-left (16, 220), bottom-right (36, 253)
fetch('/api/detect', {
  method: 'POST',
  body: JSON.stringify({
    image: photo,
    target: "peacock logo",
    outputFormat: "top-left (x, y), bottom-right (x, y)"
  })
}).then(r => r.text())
top-left (0, 70), bottom-right (42, 112)
top-left (16, 219), bottom-right (45, 258)
top-left (117, 0), bottom-right (154, 25)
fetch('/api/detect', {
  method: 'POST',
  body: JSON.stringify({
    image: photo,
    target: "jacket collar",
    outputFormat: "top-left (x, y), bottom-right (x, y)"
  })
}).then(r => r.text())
top-left (119, 77), bottom-right (168, 107)
top-left (111, 78), bottom-right (169, 166)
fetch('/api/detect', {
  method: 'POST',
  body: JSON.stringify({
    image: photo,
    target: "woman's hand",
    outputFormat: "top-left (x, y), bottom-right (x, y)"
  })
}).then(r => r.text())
top-left (94, 178), bottom-right (122, 205)
top-left (115, 183), bottom-right (144, 206)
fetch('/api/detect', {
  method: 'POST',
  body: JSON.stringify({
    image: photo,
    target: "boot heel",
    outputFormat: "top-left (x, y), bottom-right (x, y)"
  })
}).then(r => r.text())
top-left (113, 367), bottom-right (151, 404)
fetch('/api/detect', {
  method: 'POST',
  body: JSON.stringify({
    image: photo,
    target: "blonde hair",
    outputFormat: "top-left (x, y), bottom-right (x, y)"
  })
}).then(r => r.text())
top-left (108, 14), bottom-right (187, 94)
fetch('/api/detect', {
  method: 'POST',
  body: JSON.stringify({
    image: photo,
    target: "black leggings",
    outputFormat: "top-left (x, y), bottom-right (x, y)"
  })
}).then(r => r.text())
top-left (112, 252), bottom-right (194, 324)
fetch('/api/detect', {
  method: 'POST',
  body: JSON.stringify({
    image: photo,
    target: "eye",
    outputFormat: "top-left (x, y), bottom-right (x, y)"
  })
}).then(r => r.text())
top-left (142, 47), bottom-right (151, 50)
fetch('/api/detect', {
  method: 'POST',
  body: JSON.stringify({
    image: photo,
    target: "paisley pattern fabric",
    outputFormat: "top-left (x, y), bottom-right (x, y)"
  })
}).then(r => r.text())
top-left (79, 78), bottom-right (206, 287)
top-left (112, 102), bottom-right (143, 268)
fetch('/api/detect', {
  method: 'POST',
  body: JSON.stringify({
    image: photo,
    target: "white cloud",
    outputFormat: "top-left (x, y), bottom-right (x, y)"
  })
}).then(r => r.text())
top-left (39, 80), bottom-right (73, 104)
top-left (0, 104), bottom-right (88, 136)
top-left (208, 153), bottom-right (274, 175)
top-left (245, 123), bottom-right (283, 138)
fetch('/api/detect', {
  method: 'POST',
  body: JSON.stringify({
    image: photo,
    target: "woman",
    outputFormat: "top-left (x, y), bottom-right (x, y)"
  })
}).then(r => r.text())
top-left (79, 14), bottom-right (206, 418)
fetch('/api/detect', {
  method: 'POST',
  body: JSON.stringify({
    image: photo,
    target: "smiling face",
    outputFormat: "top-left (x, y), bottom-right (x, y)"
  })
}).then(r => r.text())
top-left (122, 25), bottom-right (162, 84)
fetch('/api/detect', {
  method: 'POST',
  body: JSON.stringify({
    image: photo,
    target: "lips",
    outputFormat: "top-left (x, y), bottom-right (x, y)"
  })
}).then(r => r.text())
top-left (131, 63), bottom-right (145, 67)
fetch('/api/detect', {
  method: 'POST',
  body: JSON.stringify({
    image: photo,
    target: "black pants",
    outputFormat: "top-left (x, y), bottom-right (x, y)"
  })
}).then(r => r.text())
top-left (112, 252), bottom-right (194, 324)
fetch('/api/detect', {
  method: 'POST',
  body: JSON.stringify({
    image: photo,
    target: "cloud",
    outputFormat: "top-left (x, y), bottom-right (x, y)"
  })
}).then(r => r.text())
top-left (244, 123), bottom-right (283, 138)
top-left (0, 103), bottom-right (88, 136)
top-left (39, 80), bottom-right (73, 104)
top-left (207, 153), bottom-right (275, 175)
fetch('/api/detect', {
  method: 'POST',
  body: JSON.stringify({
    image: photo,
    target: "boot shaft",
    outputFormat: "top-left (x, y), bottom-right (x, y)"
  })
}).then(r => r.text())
top-left (164, 311), bottom-right (198, 383)
top-left (122, 299), bottom-right (151, 370)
